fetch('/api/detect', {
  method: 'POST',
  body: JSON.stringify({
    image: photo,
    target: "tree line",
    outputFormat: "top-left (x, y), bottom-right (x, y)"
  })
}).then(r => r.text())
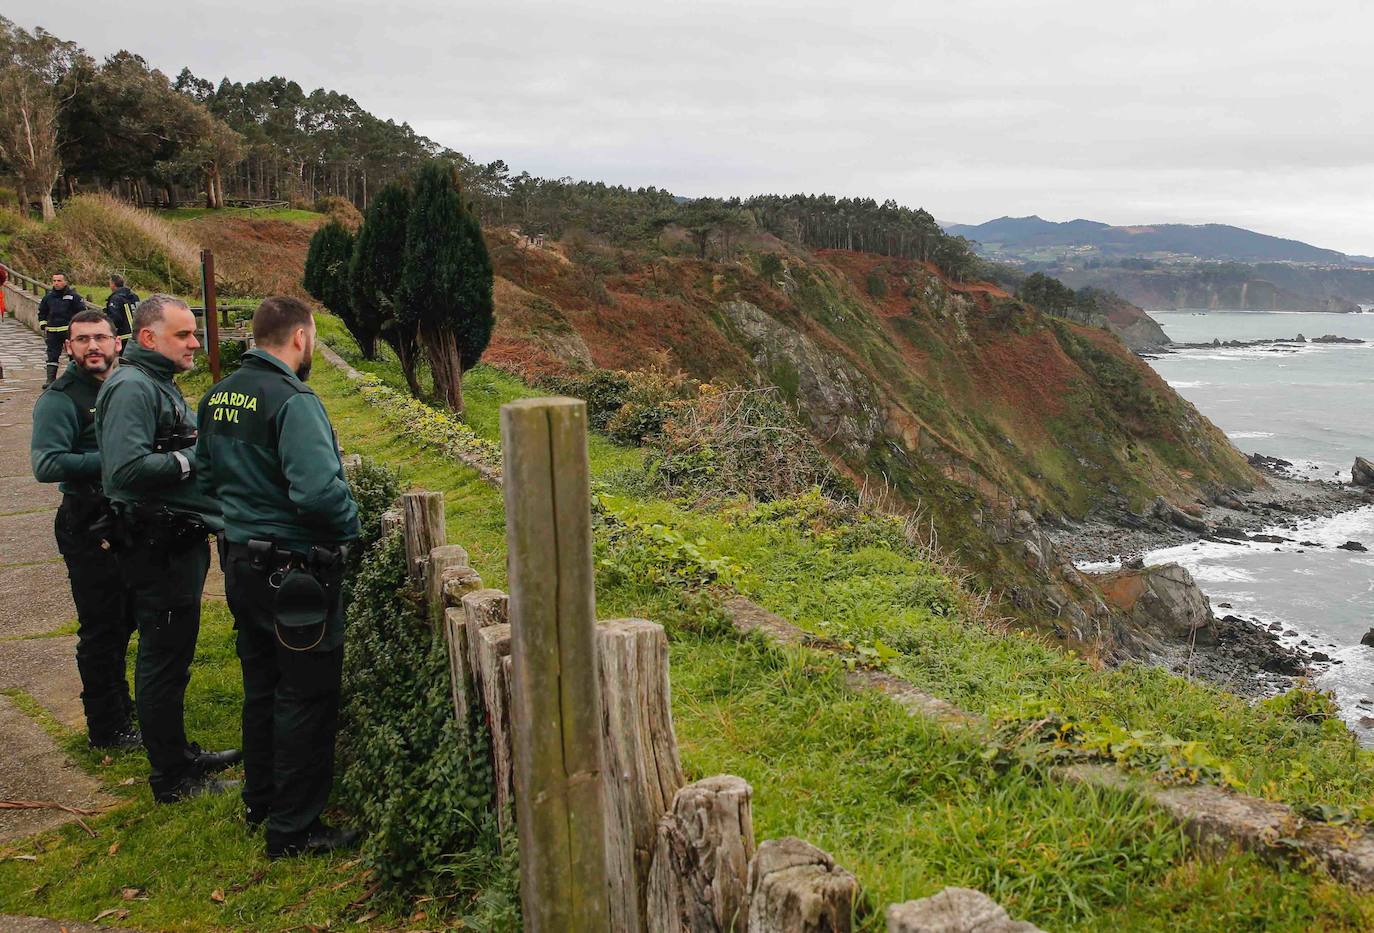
top-left (0, 15), bottom-right (983, 282)
top-left (0, 16), bottom-right (479, 215)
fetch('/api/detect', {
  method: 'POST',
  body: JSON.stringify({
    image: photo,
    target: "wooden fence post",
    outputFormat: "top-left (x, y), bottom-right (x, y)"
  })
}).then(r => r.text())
top-left (403, 490), bottom-right (446, 580)
top-left (746, 837), bottom-right (860, 933)
top-left (647, 775), bottom-right (755, 933)
top-left (597, 619), bottom-right (685, 932)
top-left (426, 544), bottom-right (470, 623)
top-left (501, 397), bottom-right (611, 932)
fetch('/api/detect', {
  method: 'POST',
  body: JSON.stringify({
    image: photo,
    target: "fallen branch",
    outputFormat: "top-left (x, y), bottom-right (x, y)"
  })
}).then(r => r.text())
top-left (1, 798), bottom-right (106, 837)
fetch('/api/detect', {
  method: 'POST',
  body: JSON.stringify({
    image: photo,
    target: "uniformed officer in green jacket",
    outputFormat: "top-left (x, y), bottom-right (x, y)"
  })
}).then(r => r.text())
top-left (30, 309), bottom-right (138, 749)
top-left (196, 296), bottom-right (360, 858)
top-left (95, 294), bottom-right (240, 803)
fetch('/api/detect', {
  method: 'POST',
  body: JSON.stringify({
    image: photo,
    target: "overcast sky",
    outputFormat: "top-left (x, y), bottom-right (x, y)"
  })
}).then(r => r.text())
top-left (12, 0), bottom-right (1374, 253)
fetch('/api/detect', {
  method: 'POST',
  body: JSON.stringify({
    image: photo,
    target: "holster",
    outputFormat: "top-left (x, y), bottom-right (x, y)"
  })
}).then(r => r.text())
top-left (236, 539), bottom-right (349, 652)
top-left (114, 502), bottom-right (209, 553)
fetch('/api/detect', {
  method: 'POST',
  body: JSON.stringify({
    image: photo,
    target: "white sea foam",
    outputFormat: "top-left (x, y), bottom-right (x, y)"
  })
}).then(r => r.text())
top-left (1227, 431), bottom-right (1275, 439)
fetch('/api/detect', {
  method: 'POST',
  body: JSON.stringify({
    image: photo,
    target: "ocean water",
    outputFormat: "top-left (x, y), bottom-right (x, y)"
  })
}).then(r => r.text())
top-left (1142, 310), bottom-right (1374, 735)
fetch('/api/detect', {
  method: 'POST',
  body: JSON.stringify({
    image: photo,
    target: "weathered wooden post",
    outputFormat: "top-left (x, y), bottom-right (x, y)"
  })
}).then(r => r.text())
top-left (501, 397), bottom-right (611, 932)
top-left (200, 248), bottom-right (221, 381)
top-left (746, 837), bottom-right (860, 932)
top-left (647, 775), bottom-right (756, 932)
top-left (402, 490), bottom-right (446, 580)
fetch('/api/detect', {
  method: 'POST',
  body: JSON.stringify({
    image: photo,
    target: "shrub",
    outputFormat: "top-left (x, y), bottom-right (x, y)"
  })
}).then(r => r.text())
top-left (313, 194), bottom-right (363, 230)
top-left (541, 369), bottom-right (631, 430)
top-left (338, 531), bottom-right (502, 888)
top-left (866, 270), bottom-right (888, 298)
top-left (605, 368), bottom-right (688, 445)
top-left (645, 384), bottom-right (840, 503)
top-left (541, 366), bottom-right (691, 445)
top-left (344, 458), bottom-right (403, 552)
top-left (759, 253), bottom-right (784, 281)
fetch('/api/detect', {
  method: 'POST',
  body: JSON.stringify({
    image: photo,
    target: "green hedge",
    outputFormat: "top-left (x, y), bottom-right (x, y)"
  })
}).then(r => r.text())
top-left (335, 459), bottom-right (515, 922)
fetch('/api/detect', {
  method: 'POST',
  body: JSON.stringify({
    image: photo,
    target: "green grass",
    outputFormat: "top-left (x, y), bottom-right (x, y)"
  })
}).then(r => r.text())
top-left (0, 603), bottom-right (410, 931)
top-left (158, 206), bottom-right (325, 224)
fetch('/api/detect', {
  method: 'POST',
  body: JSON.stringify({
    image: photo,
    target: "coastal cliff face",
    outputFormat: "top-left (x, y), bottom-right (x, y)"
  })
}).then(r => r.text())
top-left (1058, 267), bottom-right (1362, 314)
top-left (481, 233), bottom-right (1258, 627)
top-left (483, 234), bottom-right (1256, 521)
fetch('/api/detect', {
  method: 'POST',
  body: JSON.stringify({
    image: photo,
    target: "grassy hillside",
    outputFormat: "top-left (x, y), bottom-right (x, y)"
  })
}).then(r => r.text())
top-left (2, 195), bottom-right (327, 301)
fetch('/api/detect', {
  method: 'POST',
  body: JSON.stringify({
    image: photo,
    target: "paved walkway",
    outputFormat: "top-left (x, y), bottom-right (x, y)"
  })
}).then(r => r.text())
top-left (0, 317), bottom-right (111, 844)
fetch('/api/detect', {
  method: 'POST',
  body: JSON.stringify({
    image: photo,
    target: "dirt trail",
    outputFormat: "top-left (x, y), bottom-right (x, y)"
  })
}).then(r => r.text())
top-left (0, 316), bottom-right (112, 845)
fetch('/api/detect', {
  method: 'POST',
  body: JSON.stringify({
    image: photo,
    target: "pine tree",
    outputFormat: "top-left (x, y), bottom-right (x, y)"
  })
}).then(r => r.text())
top-left (302, 219), bottom-right (359, 350)
top-left (348, 181), bottom-right (412, 372)
top-left (397, 161), bottom-right (493, 414)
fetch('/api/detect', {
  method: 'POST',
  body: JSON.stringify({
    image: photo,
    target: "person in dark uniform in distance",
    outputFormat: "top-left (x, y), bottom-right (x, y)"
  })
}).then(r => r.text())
top-left (38, 272), bottom-right (83, 386)
top-left (103, 274), bottom-right (140, 351)
top-left (30, 310), bottom-right (138, 749)
top-left (196, 296), bottom-right (360, 857)
top-left (96, 294), bottom-right (240, 802)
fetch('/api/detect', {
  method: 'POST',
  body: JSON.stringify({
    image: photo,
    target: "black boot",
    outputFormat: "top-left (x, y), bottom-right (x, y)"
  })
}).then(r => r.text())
top-left (44, 363), bottom-right (58, 386)
top-left (267, 819), bottom-right (360, 859)
top-left (154, 774), bottom-right (240, 804)
top-left (89, 725), bottom-right (142, 751)
top-left (185, 743), bottom-right (242, 776)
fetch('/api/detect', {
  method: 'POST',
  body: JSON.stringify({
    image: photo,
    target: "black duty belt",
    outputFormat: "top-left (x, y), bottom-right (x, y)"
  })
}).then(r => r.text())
top-left (226, 539), bottom-right (350, 651)
top-left (226, 539), bottom-right (349, 586)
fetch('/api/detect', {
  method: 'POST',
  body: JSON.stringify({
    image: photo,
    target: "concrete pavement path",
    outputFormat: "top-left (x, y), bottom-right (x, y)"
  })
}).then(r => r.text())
top-left (0, 317), bottom-right (110, 844)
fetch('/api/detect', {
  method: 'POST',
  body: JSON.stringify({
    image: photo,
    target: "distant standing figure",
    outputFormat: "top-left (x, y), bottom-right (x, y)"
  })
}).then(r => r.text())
top-left (103, 274), bottom-right (140, 351)
top-left (0, 265), bottom-right (9, 317)
top-left (38, 272), bottom-right (82, 386)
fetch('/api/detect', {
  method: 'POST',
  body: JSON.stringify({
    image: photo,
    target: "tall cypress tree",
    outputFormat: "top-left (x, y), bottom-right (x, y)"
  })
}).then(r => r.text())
top-left (349, 180), bottom-right (416, 381)
top-left (397, 161), bottom-right (494, 414)
top-left (302, 219), bottom-right (360, 351)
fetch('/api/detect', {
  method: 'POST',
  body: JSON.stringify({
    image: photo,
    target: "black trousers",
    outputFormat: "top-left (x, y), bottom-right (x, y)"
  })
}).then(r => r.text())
top-left (224, 547), bottom-right (345, 841)
top-left (119, 532), bottom-right (210, 794)
top-left (54, 495), bottom-right (135, 741)
top-left (44, 330), bottom-right (66, 364)
top-left (44, 331), bottom-right (65, 382)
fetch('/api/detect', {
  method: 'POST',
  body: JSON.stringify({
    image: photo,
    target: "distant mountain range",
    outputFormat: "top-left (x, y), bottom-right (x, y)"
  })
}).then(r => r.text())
top-left (943, 215), bottom-right (1371, 266)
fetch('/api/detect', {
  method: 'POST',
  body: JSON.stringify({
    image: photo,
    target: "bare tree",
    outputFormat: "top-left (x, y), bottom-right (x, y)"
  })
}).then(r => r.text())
top-left (0, 18), bottom-right (79, 220)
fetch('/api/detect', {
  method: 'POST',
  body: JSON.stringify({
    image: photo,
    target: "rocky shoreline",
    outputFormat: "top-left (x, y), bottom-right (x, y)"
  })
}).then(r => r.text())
top-left (1051, 460), bottom-right (1373, 699)
top-left (1140, 333), bottom-right (1366, 359)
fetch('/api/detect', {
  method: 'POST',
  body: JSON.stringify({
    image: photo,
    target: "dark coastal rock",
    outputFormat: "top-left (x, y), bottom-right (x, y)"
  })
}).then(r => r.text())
top-left (1337, 541), bottom-right (1369, 552)
top-left (1248, 453), bottom-right (1294, 472)
top-left (1353, 457), bottom-right (1374, 487)
top-left (1261, 654), bottom-right (1307, 676)
top-left (1311, 651), bottom-right (1332, 663)
top-left (1361, 629), bottom-right (1374, 647)
top-left (1151, 496), bottom-right (1208, 533)
top-left (1251, 534), bottom-right (1294, 544)
top-left (1312, 334), bottom-right (1364, 344)
top-left (1213, 527), bottom-right (1250, 541)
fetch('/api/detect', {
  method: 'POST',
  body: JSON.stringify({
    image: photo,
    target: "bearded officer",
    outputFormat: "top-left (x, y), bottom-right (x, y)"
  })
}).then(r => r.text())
top-left (196, 296), bottom-right (359, 857)
top-left (30, 309), bottom-right (138, 749)
top-left (96, 294), bottom-right (240, 802)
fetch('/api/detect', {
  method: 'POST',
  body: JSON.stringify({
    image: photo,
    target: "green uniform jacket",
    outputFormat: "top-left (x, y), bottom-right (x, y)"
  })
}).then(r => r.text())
top-left (195, 349), bottom-right (358, 551)
top-left (95, 343), bottom-right (221, 525)
top-left (31, 363), bottom-right (102, 495)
